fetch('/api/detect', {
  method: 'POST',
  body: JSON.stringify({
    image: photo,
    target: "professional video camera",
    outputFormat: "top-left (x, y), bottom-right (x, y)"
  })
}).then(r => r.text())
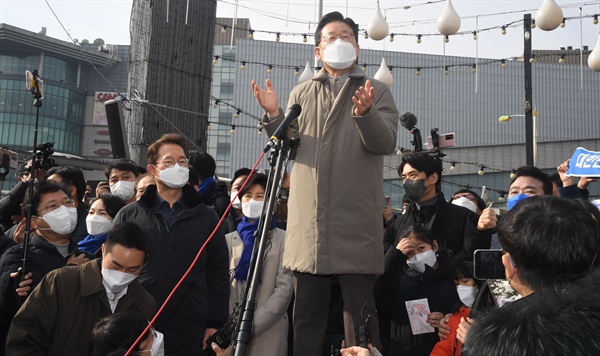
top-left (32, 142), bottom-right (55, 171)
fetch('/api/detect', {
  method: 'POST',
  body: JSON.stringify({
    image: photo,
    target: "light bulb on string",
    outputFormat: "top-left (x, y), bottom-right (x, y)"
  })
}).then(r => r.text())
top-left (213, 55), bottom-right (219, 64)
top-left (248, 30), bottom-right (254, 40)
top-left (437, 0), bottom-right (461, 36)
top-left (258, 128), bottom-right (263, 136)
top-left (560, 18), bottom-right (566, 28)
top-left (471, 64), bottom-right (477, 73)
top-left (501, 26), bottom-right (507, 35)
top-left (240, 61), bottom-right (246, 70)
top-left (450, 162), bottom-right (456, 171)
top-left (221, 26), bottom-right (227, 34)
top-left (207, 122), bottom-right (211, 130)
top-left (303, 34), bottom-right (308, 43)
top-left (594, 15), bottom-right (599, 25)
top-left (444, 35), bottom-right (450, 43)
top-left (230, 125), bottom-right (236, 134)
top-left (510, 169), bottom-right (516, 180)
top-left (295, 67), bottom-right (300, 77)
top-left (275, 32), bottom-right (281, 42)
top-left (396, 149), bottom-right (403, 156)
top-left (362, 63), bottom-right (368, 71)
top-left (390, 34), bottom-right (395, 42)
top-left (234, 110), bottom-right (240, 118)
top-left (416, 67), bottom-right (421, 76)
top-left (529, 54), bottom-right (536, 63)
top-left (213, 100), bottom-right (220, 109)
top-left (364, 31), bottom-right (369, 39)
top-left (478, 165), bottom-right (485, 176)
top-left (531, 20), bottom-right (536, 28)
top-left (559, 54), bottom-right (565, 64)
top-left (536, 0), bottom-right (563, 31)
top-left (472, 31), bottom-right (477, 40)
top-left (444, 66), bottom-right (449, 75)
top-left (498, 194), bottom-right (505, 202)
top-left (501, 59), bottom-right (507, 68)
top-left (417, 35), bottom-right (422, 44)
top-left (267, 65), bottom-right (273, 74)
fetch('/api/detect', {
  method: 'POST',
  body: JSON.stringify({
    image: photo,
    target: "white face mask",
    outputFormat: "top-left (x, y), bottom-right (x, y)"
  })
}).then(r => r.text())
top-left (322, 38), bottom-right (357, 69)
top-left (156, 164), bottom-right (189, 189)
top-left (241, 200), bottom-right (264, 220)
top-left (86, 214), bottom-right (112, 236)
top-left (451, 197), bottom-right (478, 213)
top-left (40, 205), bottom-right (77, 235)
top-left (407, 249), bottom-right (437, 273)
top-left (110, 180), bottom-right (136, 200)
top-left (457, 285), bottom-right (478, 307)
top-left (101, 268), bottom-right (138, 293)
top-left (140, 330), bottom-right (165, 356)
top-left (230, 191), bottom-right (242, 210)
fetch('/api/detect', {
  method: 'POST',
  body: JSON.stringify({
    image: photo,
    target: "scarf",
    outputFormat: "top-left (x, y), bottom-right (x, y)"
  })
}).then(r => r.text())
top-left (232, 216), bottom-right (276, 281)
top-left (77, 233), bottom-right (108, 255)
top-left (197, 176), bottom-right (215, 196)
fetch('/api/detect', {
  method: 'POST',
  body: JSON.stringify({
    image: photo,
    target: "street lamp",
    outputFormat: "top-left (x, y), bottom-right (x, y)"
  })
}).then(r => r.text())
top-left (498, 110), bottom-right (538, 166)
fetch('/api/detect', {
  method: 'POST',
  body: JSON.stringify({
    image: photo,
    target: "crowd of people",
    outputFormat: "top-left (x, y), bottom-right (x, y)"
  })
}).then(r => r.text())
top-left (1, 10), bottom-right (599, 356)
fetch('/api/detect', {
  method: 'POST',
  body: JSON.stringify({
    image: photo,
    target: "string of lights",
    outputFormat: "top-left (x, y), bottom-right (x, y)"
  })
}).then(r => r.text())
top-left (383, 163), bottom-right (508, 202)
top-left (214, 11), bottom-right (599, 42)
top-left (214, 51), bottom-right (590, 77)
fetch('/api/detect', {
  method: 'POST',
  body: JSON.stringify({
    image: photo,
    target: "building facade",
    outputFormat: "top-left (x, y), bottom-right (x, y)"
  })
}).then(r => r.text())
top-left (210, 37), bottom-right (600, 203)
top-left (0, 23), bottom-right (127, 189)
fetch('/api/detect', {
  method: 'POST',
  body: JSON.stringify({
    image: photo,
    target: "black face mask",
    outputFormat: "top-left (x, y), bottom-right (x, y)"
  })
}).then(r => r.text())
top-left (403, 178), bottom-right (428, 202)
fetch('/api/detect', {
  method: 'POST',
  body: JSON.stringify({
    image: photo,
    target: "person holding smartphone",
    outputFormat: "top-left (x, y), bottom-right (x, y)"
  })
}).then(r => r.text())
top-left (461, 196), bottom-right (598, 354)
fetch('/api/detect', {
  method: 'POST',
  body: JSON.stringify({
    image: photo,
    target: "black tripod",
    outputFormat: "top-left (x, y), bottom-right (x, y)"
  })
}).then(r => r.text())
top-left (15, 70), bottom-right (44, 304)
top-left (232, 133), bottom-right (299, 356)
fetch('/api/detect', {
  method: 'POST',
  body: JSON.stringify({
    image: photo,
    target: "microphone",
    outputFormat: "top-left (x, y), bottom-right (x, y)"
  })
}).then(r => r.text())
top-left (263, 104), bottom-right (302, 152)
top-left (399, 111), bottom-right (417, 131)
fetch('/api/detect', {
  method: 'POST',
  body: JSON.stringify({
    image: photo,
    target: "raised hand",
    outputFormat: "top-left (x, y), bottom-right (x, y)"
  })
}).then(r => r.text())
top-left (251, 79), bottom-right (280, 117)
top-left (352, 79), bottom-right (375, 116)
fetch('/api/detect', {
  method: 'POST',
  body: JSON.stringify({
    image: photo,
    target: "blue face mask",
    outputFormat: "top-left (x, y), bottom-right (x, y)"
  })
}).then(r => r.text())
top-left (507, 193), bottom-right (529, 210)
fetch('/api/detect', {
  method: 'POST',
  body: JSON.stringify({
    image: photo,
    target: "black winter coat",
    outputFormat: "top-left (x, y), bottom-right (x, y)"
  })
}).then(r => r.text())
top-left (112, 184), bottom-right (230, 355)
top-left (375, 248), bottom-right (459, 356)
top-left (384, 193), bottom-right (492, 260)
top-left (201, 179), bottom-right (231, 219)
top-left (0, 182), bottom-right (28, 232)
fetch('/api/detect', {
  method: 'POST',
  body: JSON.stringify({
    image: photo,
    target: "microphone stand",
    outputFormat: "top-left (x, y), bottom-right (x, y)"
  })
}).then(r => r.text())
top-left (16, 70), bottom-right (43, 305)
top-left (232, 135), bottom-right (299, 356)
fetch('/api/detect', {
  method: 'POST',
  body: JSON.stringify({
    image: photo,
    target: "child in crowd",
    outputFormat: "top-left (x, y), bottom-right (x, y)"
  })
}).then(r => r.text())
top-left (375, 225), bottom-right (459, 356)
top-left (430, 257), bottom-right (488, 356)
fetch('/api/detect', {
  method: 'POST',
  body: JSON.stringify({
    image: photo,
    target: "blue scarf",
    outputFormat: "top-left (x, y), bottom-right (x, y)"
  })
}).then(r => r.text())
top-left (197, 176), bottom-right (215, 196)
top-left (77, 233), bottom-right (108, 255)
top-left (232, 216), bottom-right (276, 281)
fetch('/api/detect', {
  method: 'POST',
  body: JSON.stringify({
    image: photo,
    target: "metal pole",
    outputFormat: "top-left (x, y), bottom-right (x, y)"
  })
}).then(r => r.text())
top-left (523, 14), bottom-right (535, 166)
top-left (314, 0), bottom-right (323, 68)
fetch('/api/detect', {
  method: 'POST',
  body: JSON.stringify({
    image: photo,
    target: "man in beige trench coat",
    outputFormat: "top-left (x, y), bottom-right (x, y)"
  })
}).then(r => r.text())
top-left (252, 11), bottom-right (399, 355)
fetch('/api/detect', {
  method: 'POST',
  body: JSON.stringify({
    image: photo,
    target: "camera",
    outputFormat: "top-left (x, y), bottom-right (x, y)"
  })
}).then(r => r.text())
top-left (206, 321), bottom-right (235, 355)
top-left (34, 142), bottom-right (55, 171)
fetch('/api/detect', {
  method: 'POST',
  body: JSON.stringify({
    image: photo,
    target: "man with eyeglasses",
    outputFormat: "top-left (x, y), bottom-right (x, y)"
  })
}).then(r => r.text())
top-left (6, 222), bottom-right (156, 355)
top-left (0, 181), bottom-right (92, 351)
top-left (252, 11), bottom-right (398, 354)
top-left (113, 133), bottom-right (229, 355)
